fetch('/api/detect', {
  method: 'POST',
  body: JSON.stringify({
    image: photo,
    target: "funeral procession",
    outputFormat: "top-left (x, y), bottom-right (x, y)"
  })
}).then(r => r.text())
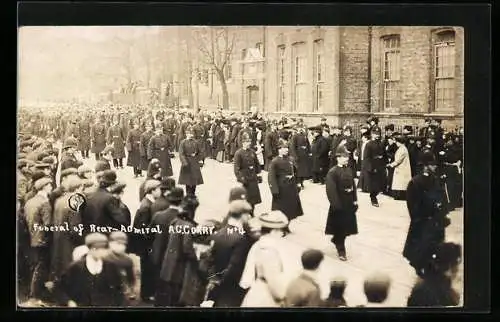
top-left (17, 26), bottom-right (464, 308)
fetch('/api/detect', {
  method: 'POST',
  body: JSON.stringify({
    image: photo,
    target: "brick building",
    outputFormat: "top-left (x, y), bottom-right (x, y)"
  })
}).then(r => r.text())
top-left (178, 26), bottom-right (464, 130)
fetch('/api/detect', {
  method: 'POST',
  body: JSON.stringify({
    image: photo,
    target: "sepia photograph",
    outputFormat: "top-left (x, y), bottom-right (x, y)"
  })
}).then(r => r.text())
top-left (17, 25), bottom-right (464, 308)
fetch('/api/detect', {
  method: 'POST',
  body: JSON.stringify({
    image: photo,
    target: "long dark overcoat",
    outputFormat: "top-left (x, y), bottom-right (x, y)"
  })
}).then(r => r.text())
top-left (289, 132), bottom-right (312, 178)
top-left (403, 173), bottom-right (448, 268)
top-left (363, 139), bottom-right (386, 193)
top-left (139, 129), bottom-right (155, 171)
top-left (126, 128), bottom-right (142, 167)
top-left (234, 148), bottom-right (262, 206)
top-left (324, 166), bottom-right (358, 237)
top-left (107, 125), bottom-right (126, 159)
top-left (148, 134), bottom-right (174, 178)
top-left (90, 122), bottom-right (107, 154)
top-left (78, 120), bottom-right (91, 151)
top-left (178, 138), bottom-right (204, 186)
top-left (268, 156), bottom-right (303, 220)
top-left (311, 135), bottom-right (330, 173)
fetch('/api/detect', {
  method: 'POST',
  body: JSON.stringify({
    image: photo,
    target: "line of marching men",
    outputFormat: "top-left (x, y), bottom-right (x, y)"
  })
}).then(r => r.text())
top-left (18, 106), bottom-right (463, 307)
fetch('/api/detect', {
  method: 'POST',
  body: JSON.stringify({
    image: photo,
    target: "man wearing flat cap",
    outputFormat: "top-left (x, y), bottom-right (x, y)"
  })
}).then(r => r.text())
top-left (403, 151), bottom-right (450, 278)
top-left (130, 179), bottom-right (162, 303)
top-left (53, 233), bottom-right (125, 307)
top-left (233, 133), bottom-right (262, 212)
top-left (60, 137), bottom-right (83, 172)
top-left (23, 176), bottom-right (54, 303)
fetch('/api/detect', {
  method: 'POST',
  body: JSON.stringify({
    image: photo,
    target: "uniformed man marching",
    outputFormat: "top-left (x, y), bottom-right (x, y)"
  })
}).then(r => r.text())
top-left (147, 122), bottom-right (174, 179)
top-left (139, 122), bottom-right (155, 175)
top-left (324, 145), bottom-right (359, 261)
top-left (233, 133), bottom-right (262, 213)
top-left (90, 115), bottom-right (107, 161)
top-left (107, 117), bottom-right (126, 169)
top-left (178, 126), bottom-right (204, 196)
top-left (268, 139), bottom-right (304, 223)
top-left (363, 126), bottom-right (386, 207)
top-left (126, 121), bottom-right (142, 177)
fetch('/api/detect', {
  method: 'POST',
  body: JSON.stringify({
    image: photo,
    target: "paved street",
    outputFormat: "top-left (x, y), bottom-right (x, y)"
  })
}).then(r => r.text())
top-left (83, 153), bottom-right (464, 307)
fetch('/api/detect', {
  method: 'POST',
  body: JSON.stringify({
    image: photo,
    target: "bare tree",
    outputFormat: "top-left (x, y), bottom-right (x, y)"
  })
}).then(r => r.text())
top-left (193, 27), bottom-right (236, 110)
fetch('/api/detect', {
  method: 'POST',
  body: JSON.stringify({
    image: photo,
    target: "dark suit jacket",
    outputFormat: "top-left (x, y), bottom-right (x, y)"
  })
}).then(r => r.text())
top-left (150, 207), bottom-right (180, 267)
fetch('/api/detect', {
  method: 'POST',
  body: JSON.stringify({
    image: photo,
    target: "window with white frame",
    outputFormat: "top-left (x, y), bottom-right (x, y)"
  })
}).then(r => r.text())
top-left (313, 39), bottom-right (325, 112)
top-left (434, 30), bottom-right (456, 111)
top-left (381, 35), bottom-right (401, 110)
top-left (293, 42), bottom-right (307, 111)
top-left (277, 45), bottom-right (286, 112)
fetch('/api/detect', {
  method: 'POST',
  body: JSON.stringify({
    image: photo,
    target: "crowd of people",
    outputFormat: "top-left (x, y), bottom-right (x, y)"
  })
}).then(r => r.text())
top-left (17, 103), bottom-right (463, 308)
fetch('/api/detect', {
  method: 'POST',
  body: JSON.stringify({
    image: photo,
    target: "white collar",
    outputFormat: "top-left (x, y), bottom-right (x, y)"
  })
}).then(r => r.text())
top-left (227, 217), bottom-right (243, 229)
top-left (169, 205), bottom-right (183, 211)
top-left (85, 255), bottom-right (103, 275)
top-left (146, 194), bottom-right (156, 204)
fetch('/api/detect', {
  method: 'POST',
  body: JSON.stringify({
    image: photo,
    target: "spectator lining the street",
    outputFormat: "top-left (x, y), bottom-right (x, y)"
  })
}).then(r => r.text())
top-left (362, 272), bottom-right (392, 307)
top-left (284, 249), bottom-right (324, 307)
top-left (324, 277), bottom-right (348, 307)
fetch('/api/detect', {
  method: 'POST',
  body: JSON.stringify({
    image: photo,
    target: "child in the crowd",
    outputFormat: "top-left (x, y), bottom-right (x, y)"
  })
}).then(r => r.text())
top-left (104, 231), bottom-right (136, 302)
top-left (324, 277), bottom-right (348, 307)
top-left (362, 272), bottom-right (392, 307)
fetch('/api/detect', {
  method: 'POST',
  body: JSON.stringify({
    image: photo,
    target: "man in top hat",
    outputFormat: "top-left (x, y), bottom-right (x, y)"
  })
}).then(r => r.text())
top-left (80, 170), bottom-right (129, 238)
top-left (289, 125), bottom-right (312, 189)
top-left (90, 114), bottom-right (107, 161)
top-left (324, 145), bottom-right (359, 261)
top-left (403, 150), bottom-right (450, 278)
top-left (24, 177), bottom-right (54, 303)
top-left (126, 121), bottom-right (143, 178)
top-left (233, 133), bottom-right (262, 213)
top-left (268, 139), bottom-right (304, 222)
top-left (363, 126), bottom-right (386, 207)
top-left (148, 122), bottom-right (174, 179)
top-left (107, 116), bottom-right (126, 169)
top-left (60, 137), bottom-right (83, 172)
top-left (178, 126), bottom-right (204, 196)
top-left (310, 126), bottom-right (330, 184)
top-left (53, 233), bottom-right (125, 307)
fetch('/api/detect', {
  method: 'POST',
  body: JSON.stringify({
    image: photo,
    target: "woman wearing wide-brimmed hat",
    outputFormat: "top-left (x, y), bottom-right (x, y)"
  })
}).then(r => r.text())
top-left (240, 211), bottom-right (296, 307)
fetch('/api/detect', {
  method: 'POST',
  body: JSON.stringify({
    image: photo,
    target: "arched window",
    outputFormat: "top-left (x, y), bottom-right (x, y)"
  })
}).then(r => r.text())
top-left (434, 30), bottom-right (456, 111)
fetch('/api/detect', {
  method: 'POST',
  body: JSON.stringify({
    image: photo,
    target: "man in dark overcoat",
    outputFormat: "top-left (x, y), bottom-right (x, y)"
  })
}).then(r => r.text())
top-left (324, 146), bottom-right (358, 261)
top-left (148, 123), bottom-right (174, 179)
top-left (233, 134), bottom-right (262, 212)
top-left (328, 126), bottom-right (343, 168)
top-left (107, 117), bottom-right (126, 169)
top-left (80, 170), bottom-right (129, 238)
top-left (126, 121), bottom-right (142, 177)
top-left (60, 138), bottom-right (83, 173)
top-left (263, 123), bottom-right (279, 171)
top-left (139, 122), bottom-right (155, 173)
top-left (338, 126), bottom-right (358, 178)
top-left (363, 126), bottom-right (386, 207)
top-left (78, 116), bottom-right (91, 159)
top-left (178, 126), bottom-right (204, 196)
top-left (289, 126), bottom-right (311, 188)
top-left (268, 139), bottom-right (304, 222)
top-left (403, 151), bottom-right (450, 278)
top-left (383, 128), bottom-right (398, 196)
top-left (90, 115), bottom-right (107, 161)
top-left (310, 127), bottom-right (330, 184)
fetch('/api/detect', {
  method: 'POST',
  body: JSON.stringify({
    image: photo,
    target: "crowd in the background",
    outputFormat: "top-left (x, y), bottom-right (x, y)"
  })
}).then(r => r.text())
top-left (17, 103), bottom-right (463, 308)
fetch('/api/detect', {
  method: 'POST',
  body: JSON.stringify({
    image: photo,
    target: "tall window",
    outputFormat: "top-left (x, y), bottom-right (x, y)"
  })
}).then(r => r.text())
top-left (277, 45), bottom-right (286, 112)
top-left (256, 42), bottom-right (264, 56)
top-left (381, 35), bottom-right (401, 110)
top-left (313, 39), bottom-right (325, 112)
top-left (434, 30), bottom-right (456, 111)
top-left (293, 42), bottom-right (307, 112)
top-left (225, 53), bottom-right (232, 80)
